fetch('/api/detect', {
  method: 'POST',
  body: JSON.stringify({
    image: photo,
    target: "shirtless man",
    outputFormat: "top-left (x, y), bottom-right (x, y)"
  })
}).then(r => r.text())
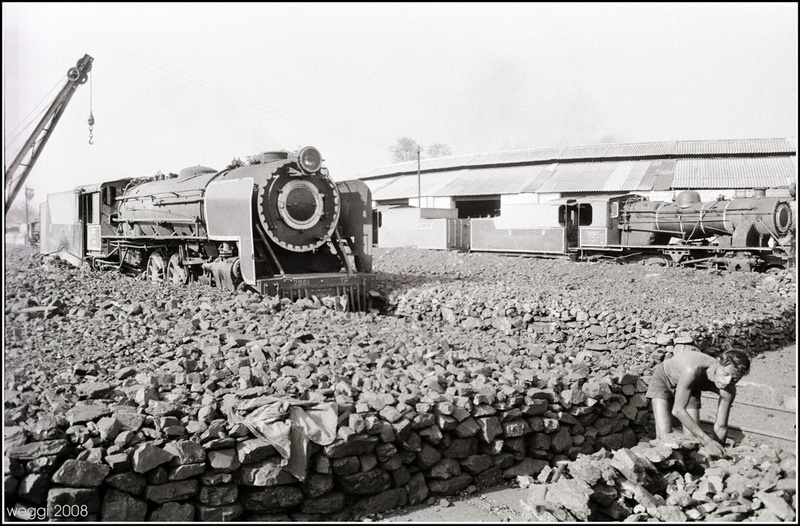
top-left (646, 349), bottom-right (751, 457)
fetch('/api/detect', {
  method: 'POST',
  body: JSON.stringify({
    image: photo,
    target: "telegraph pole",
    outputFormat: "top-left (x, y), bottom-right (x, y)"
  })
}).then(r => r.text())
top-left (25, 185), bottom-right (30, 246)
top-left (417, 146), bottom-right (421, 208)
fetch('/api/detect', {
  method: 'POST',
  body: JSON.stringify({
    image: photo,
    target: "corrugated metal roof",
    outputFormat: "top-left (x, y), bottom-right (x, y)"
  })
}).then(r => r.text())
top-left (358, 138), bottom-right (797, 191)
top-left (504, 147), bottom-right (565, 163)
top-left (535, 161), bottom-right (652, 193)
top-left (357, 154), bottom-right (480, 179)
top-left (603, 161), bottom-right (651, 192)
top-left (371, 170), bottom-right (463, 200)
top-left (673, 157), bottom-right (797, 188)
top-left (420, 154), bottom-right (479, 171)
top-left (370, 155), bottom-right (796, 199)
top-left (363, 175), bottom-right (405, 195)
top-left (355, 163), bottom-right (410, 180)
top-left (464, 147), bottom-right (565, 167)
top-left (637, 159), bottom-right (677, 191)
top-left (603, 141), bottom-right (677, 157)
top-left (676, 138), bottom-right (795, 155)
top-left (558, 144), bottom-right (611, 160)
top-left (519, 164), bottom-right (559, 193)
top-left (461, 151), bottom-right (514, 166)
top-left (434, 165), bottom-right (550, 197)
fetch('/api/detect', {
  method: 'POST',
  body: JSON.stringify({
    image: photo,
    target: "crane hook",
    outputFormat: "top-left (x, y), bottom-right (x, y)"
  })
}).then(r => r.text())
top-left (87, 68), bottom-right (94, 145)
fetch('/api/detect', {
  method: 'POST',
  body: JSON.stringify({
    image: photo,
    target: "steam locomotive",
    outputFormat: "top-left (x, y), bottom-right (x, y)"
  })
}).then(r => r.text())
top-left (377, 188), bottom-right (795, 271)
top-left (461, 190), bottom-right (795, 271)
top-left (39, 147), bottom-right (375, 310)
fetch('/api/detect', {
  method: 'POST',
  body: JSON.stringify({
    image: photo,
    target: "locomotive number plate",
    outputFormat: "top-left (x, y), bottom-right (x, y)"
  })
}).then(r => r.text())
top-left (287, 276), bottom-right (355, 288)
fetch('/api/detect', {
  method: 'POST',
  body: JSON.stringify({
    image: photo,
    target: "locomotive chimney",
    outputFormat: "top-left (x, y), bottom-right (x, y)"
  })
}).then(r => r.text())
top-left (753, 187), bottom-right (767, 198)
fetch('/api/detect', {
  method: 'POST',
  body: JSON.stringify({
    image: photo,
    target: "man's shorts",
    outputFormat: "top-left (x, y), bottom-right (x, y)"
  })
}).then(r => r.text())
top-left (646, 362), bottom-right (701, 409)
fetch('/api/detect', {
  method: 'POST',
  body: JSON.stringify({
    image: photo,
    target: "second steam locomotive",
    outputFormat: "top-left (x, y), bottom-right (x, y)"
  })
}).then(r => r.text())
top-left (465, 190), bottom-right (795, 271)
top-left (40, 146), bottom-right (374, 310)
top-left (382, 189), bottom-right (794, 272)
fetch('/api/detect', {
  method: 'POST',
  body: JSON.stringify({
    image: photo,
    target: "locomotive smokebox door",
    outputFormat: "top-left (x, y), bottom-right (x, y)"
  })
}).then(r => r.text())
top-left (257, 167), bottom-right (341, 252)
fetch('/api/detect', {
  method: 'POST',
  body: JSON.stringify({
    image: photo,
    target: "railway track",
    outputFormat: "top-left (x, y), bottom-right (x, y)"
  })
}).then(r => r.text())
top-left (699, 393), bottom-right (797, 452)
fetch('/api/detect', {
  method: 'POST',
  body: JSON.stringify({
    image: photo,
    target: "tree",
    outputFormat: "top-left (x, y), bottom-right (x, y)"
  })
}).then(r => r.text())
top-left (389, 137), bottom-right (422, 163)
top-left (426, 143), bottom-right (451, 158)
top-left (388, 137), bottom-right (452, 163)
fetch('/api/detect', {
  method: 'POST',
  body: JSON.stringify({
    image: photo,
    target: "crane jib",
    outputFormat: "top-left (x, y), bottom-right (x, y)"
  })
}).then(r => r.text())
top-left (5, 54), bottom-right (94, 215)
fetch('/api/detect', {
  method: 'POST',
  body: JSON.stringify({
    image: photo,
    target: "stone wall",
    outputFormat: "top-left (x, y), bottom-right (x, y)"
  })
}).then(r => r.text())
top-left (4, 371), bottom-right (647, 521)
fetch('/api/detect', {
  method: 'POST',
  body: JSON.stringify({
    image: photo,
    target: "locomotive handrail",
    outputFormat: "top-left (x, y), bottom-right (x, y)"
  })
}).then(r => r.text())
top-left (255, 221), bottom-right (286, 277)
top-left (150, 199), bottom-right (205, 206)
top-left (102, 235), bottom-right (207, 240)
top-left (599, 243), bottom-right (775, 252)
top-left (756, 218), bottom-right (791, 248)
top-left (621, 222), bottom-right (722, 236)
top-left (178, 168), bottom-right (227, 183)
top-left (622, 203), bottom-right (769, 214)
top-left (115, 217), bottom-right (200, 224)
top-left (331, 229), bottom-right (354, 277)
top-left (116, 190), bottom-right (205, 202)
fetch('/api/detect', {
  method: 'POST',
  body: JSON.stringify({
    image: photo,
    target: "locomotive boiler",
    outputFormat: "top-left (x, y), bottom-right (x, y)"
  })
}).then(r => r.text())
top-left (617, 190), bottom-right (794, 248)
top-left (39, 146), bottom-right (375, 310)
top-left (578, 191), bottom-right (795, 270)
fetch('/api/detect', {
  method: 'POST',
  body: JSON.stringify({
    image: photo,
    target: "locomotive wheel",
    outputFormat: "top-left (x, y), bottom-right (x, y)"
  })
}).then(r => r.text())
top-left (146, 251), bottom-right (167, 282)
top-left (166, 253), bottom-right (188, 285)
top-left (645, 256), bottom-right (670, 267)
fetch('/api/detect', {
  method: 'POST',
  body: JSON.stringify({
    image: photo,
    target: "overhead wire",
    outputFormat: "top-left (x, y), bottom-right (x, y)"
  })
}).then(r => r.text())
top-left (6, 117), bottom-right (46, 179)
top-left (5, 111), bottom-right (54, 193)
top-left (5, 74), bottom-right (67, 154)
top-left (41, 12), bottom-right (388, 150)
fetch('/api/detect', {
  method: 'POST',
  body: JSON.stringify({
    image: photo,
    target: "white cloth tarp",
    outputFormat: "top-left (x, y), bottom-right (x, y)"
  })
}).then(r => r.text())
top-left (223, 394), bottom-right (338, 481)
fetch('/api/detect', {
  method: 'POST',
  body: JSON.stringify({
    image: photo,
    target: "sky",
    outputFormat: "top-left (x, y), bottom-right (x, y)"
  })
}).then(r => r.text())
top-left (3, 2), bottom-right (798, 212)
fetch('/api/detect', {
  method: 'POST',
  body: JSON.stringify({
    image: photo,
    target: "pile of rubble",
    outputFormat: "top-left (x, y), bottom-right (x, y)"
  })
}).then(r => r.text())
top-left (376, 248), bottom-right (796, 364)
top-left (3, 246), bottom-right (796, 521)
top-left (523, 434), bottom-right (796, 522)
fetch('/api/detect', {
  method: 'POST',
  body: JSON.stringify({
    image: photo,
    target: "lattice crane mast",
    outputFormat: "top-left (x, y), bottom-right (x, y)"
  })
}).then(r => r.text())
top-left (5, 54), bottom-right (94, 215)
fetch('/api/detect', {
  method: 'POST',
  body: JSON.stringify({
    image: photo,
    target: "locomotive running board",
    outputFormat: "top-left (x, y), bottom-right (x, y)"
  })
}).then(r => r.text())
top-left (256, 273), bottom-right (375, 312)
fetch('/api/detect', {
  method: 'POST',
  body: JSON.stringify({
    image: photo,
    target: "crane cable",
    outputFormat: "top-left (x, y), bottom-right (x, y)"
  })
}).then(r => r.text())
top-left (88, 71), bottom-right (94, 145)
top-left (5, 75), bottom-right (65, 148)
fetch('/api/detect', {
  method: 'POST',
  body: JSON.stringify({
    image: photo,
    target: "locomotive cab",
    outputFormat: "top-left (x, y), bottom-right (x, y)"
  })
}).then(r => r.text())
top-left (39, 178), bottom-right (132, 268)
top-left (80, 180), bottom-right (131, 258)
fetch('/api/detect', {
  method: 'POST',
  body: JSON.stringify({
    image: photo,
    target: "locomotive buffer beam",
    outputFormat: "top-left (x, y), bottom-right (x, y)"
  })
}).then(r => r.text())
top-left (259, 273), bottom-right (375, 312)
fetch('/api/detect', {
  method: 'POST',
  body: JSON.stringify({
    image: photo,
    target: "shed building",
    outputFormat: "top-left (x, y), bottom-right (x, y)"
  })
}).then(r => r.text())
top-left (356, 138), bottom-right (797, 249)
